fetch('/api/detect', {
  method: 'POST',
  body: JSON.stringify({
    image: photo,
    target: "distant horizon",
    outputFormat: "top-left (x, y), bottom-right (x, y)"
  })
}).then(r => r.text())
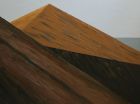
top-left (117, 38), bottom-right (140, 51)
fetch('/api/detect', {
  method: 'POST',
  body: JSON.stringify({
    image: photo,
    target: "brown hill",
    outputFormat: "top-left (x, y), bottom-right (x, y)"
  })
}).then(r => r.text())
top-left (0, 17), bottom-right (128, 104)
top-left (12, 4), bottom-right (140, 103)
top-left (12, 4), bottom-right (140, 65)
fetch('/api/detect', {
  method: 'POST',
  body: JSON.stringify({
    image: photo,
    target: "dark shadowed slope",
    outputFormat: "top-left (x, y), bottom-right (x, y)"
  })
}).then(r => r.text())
top-left (0, 17), bottom-right (128, 104)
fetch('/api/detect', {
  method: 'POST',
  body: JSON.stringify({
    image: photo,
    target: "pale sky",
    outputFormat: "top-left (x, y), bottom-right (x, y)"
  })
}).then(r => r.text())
top-left (0, 0), bottom-right (140, 38)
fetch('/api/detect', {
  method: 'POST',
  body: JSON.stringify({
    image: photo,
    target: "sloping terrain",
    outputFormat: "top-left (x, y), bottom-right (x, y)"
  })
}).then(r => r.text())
top-left (0, 17), bottom-right (128, 104)
top-left (12, 4), bottom-right (140, 65)
top-left (12, 4), bottom-right (140, 104)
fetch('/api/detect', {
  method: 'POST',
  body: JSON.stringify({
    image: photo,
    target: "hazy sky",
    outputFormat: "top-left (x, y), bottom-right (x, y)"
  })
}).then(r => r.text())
top-left (0, 0), bottom-right (140, 38)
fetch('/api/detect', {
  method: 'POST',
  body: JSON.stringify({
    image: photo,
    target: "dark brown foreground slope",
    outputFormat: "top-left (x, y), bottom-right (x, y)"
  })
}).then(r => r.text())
top-left (12, 4), bottom-right (140, 104)
top-left (0, 17), bottom-right (128, 104)
top-left (48, 48), bottom-right (140, 104)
